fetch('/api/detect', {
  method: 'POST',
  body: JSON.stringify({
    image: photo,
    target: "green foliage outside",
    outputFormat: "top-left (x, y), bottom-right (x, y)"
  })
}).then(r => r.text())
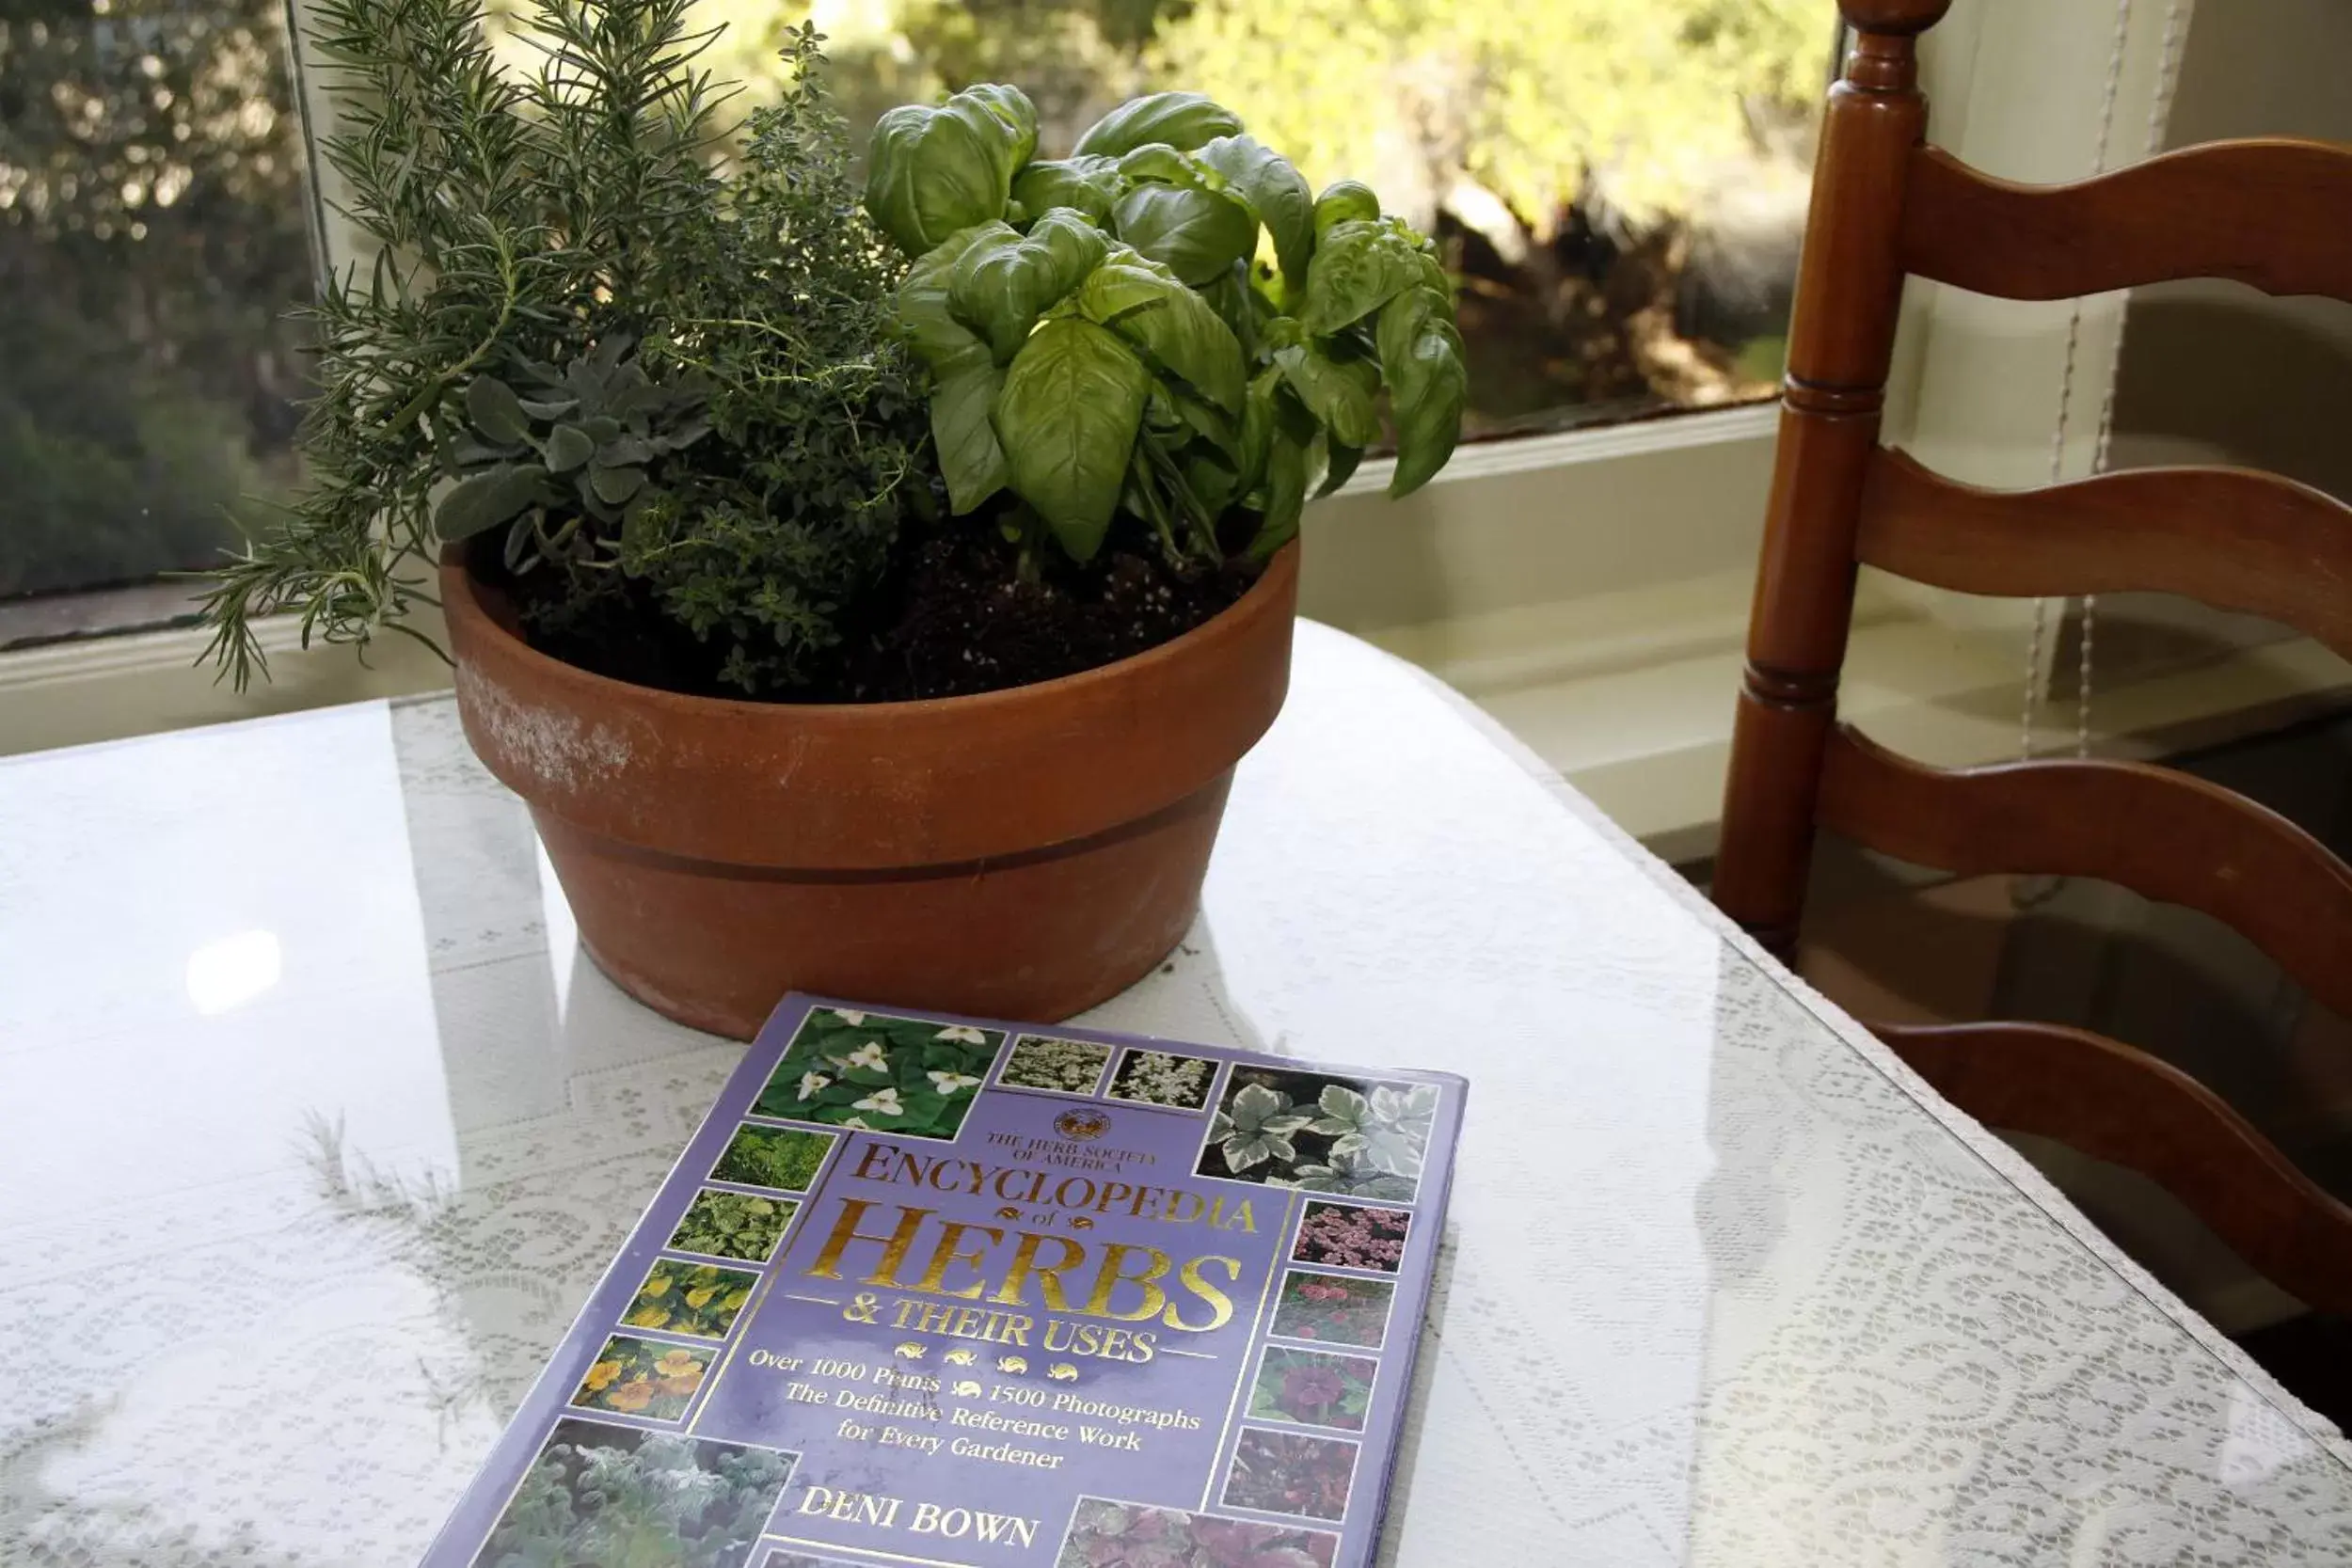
top-left (0, 0), bottom-right (314, 598)
top-left (6, 0), bottom-right (1822, 604)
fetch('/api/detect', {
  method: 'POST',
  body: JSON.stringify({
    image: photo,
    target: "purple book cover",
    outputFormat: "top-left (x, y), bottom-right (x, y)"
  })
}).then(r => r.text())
top-left (425, 994), bottom-right (1466, 1568)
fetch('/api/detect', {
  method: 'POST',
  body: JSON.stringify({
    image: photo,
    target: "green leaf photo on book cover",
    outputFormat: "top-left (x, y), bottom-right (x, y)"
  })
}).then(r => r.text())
top-left (475, 1418), bottom-right (794, 1568)
top-left (1106, 1047), bottom-right (1219, 1109)
top-left (667, 1189), bottom-right (799, 1263)
top-left (1198, 1068), bottom-right (1438, 1199)
top-left (621, 1260), bottom-right (759, 1341)
top-left (709, 1125), bottom-right (834, 1193)
top-left (999, 1033), bottom-right (1116, 1095)
top-left (753, 1007), bottom-right (1004, 1139)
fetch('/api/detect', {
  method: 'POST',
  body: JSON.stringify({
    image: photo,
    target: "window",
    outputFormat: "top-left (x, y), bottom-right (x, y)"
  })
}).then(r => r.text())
top-left (2, 0), bottom-right (1840, 747)
top-left (0, 0), bottom-right (318, 644)
top-left (691, 0), bottom-right (1831, 439)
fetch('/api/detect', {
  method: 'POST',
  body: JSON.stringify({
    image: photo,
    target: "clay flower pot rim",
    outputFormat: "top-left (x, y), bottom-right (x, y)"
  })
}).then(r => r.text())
top-left (448, 538), bottom-right (1299, 721)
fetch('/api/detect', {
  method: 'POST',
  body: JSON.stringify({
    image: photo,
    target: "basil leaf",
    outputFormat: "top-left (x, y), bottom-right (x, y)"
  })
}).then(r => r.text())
top-left (1113, 182), bottom-right (1257, 287)
top-left (435, 462), bottom-right (549, 541)
top-left (894, 223), bottom-right (1006, 371)
top-left (993, 318), bottom-right (1152, 562)
top-left (1377, 284), bottom-right (1468, 498)
top-left (1199, 263), bottom-right (1266, 361)
top-left (1298, 218), bottom-right (1426, 336)
top-left (1077, 250), bottom-right (1247, 413)
top-left (1248, 426), bottom-right (1309, 562)
top-left (864, 86), bottom-right (1036, 256)
top-left (1317, 440), bottom-right (1364, 499)
top-left (1197, 135), bottom-right (1315, 292)
top-left (1237, 369), bottom-right (1281, 499)
top-left (1313, 179), bottom-right (1381, 240)
top-left (950, 210), bottom-right (1109, 363)
top-left (961, 82), bottom-right (1040, 168)
top-left (1010, 155), bottom-right (1120, 227)
top-left (1073, 91), bottom-right (1244, 158)
top-left (1269, 328), bottom-right (1382, 449)
top-left (930, 345), bottom-right (1010, 515)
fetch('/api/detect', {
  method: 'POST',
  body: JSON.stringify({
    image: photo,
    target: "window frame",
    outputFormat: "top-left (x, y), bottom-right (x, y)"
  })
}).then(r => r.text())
top-left (20, 0), bottom-right (2322, 815)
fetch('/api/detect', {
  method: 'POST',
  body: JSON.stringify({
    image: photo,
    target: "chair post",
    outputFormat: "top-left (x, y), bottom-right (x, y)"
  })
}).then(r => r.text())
top-left (1714, 0), bottom-right (1948, 958)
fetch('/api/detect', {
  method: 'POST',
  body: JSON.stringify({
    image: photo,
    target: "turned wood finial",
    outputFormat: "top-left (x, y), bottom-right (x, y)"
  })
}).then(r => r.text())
top-left (1837, 0), bottom-right (1949, 92)
top-left (1836, 0), bottom-right (1953, 35)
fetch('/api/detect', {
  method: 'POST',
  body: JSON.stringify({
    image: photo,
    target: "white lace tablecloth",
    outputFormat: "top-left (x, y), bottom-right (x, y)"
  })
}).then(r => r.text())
top-left (3, 621), bottom-right (2346, 1567)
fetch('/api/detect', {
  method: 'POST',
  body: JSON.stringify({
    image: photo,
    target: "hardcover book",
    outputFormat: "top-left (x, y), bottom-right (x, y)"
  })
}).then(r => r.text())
top-left (427, 995), bottom-right (1465, 1568)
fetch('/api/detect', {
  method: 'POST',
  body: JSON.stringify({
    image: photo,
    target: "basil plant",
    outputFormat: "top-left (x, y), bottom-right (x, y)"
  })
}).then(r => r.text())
top-left (865, 87), bottom-right (1467, 570)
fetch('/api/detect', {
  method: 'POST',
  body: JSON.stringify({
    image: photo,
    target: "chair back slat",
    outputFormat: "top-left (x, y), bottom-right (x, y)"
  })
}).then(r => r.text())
top-left (1856, 450), bottom-right (2352, 661)
top-left (1882, 1020), bottom-right (2352, 1316)
top-left (1718, 0), bottom-right (2352, 1330)
top-left (1818, 728), bottom-right (2352, 1021)
top-left (1902, 140), bottom-right (2352, 302)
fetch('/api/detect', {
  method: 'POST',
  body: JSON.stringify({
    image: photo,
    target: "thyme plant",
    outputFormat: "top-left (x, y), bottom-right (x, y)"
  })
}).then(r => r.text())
top-left (199, 2), bottom-right (929, 695)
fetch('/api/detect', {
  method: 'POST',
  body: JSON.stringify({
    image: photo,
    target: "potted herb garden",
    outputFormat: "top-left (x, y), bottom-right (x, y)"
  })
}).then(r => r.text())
top-left (203, 0), bottom-right (1466, 1038)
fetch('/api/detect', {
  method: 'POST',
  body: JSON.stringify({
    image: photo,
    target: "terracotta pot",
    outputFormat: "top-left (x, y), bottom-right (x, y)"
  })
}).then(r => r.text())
top-left (441, 542), bottom-right (1298, 1038)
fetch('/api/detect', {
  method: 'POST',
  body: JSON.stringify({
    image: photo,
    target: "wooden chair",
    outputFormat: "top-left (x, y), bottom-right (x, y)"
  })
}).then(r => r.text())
top-left (1713, 0), bottom-right (2352, 1315)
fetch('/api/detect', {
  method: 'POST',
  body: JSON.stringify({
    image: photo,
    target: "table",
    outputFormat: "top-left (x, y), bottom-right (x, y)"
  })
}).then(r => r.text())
top-left (5, 622), bottom-right (2348, 1566)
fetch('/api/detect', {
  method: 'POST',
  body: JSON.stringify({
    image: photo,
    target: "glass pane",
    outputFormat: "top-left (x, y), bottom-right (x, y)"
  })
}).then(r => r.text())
top-left (1, 0), bottom-right (1831, 639)
top-left (705, 0), bottom-right (1832, 440)
top-left (0, 0), bottom-right (317, 626)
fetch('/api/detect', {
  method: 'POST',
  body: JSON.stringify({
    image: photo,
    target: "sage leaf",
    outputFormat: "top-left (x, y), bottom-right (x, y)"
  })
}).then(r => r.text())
top-left (1113, 182), bottom-right (1257, 287)
top-left (1077, 250), bottom-right (1246, 412)
top-left (1010, 155), bottom-right (1120, 227)
top-left (930, 345), bottom-right (1010, 515)
top-left (465, 376), bottom-right (532, 446)
top-left (543, 423), bottom-right (595, 473)
top-left (1073, 90), bottom-right (1244, 158)
top-left (434, 462), bottom-right (548, 541)
top-left (590, 464), bottom-right (647, 505)
top-left (1298, 218), bottom-right (1426, 336)
top-left (1197, 135), bottom-right (1315, 291)
top-left (1377, 285), bottom-right (1468, 498)
top-left (993, 318), bottom-right (1151, 562)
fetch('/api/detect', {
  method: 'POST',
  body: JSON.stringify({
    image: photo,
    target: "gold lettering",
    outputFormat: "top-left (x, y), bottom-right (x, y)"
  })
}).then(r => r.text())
top-left (851, 1143), bottom-right (897, 1181)
top-left (806, 1199), bottom-right (932, 1287)
top-left (990, 1231), bottom-right (1089, 1310)
top-left (1165, 1256), bottom-right (1241, 1332)
top-left (1081, 1243), bottom-right (1169, 1323)
top-left (912, 1220), bottom-right (1003, 1299)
